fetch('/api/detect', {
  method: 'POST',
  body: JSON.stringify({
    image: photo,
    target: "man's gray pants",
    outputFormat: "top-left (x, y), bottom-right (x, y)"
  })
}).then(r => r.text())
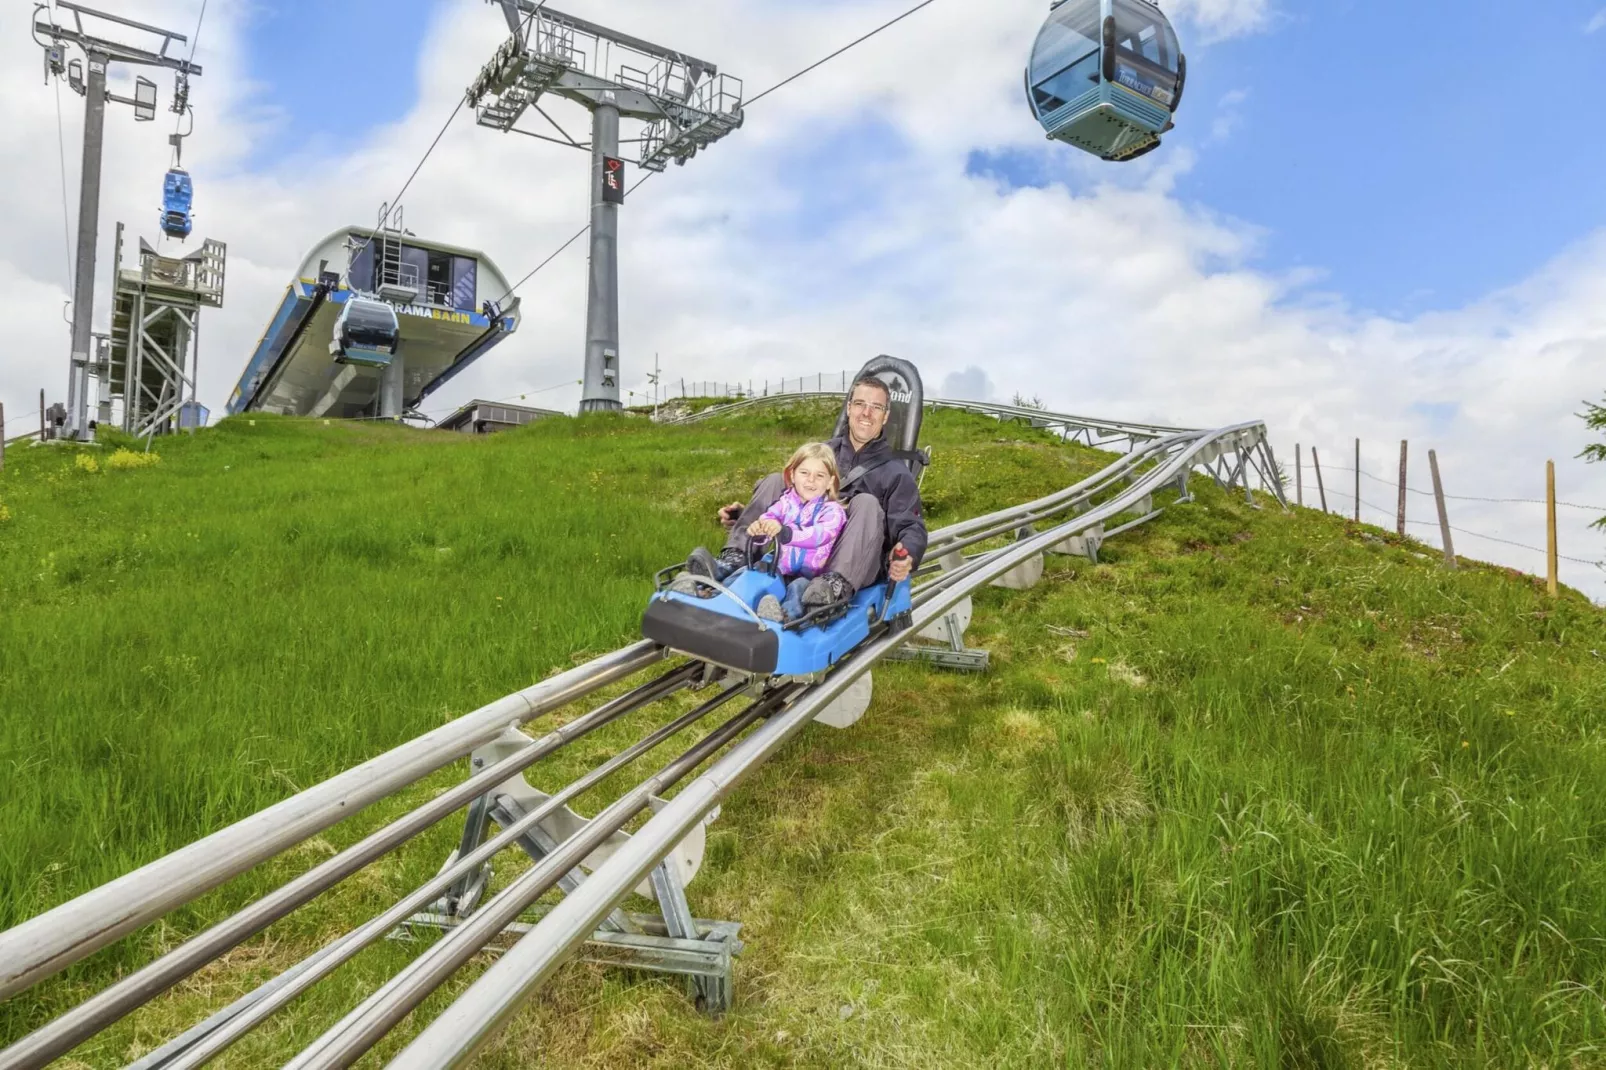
top-left (723, 473), bottom-right (886, 592)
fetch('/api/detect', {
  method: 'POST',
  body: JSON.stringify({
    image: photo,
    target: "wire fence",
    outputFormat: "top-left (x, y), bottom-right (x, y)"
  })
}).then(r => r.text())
top-left (1288, 457), bottom-right (1604, 572)
top-left (629, 371), bottom-right (856, 407)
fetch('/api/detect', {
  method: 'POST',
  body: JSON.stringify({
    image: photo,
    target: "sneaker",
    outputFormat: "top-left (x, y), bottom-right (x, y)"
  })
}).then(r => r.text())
top-left (801, 571), bottom-right (853, 609)
top-left (717, 546), bottom-right (747, 577)
top-left (755, 595), bottom-right (785, 623)
top-left (668, 573), bottom-right (702, 596)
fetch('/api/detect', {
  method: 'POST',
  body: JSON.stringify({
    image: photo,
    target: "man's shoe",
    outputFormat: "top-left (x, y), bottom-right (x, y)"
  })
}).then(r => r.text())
top-left (755, 595), bottom-right (785, 623)
top-left (717, 546), bottom-right (747, 577)
top-left (668, 547), bottom-right (718, 598)
top-left (685, 546), bottom-right (718, 579)
top-left (801, 571), bottom-right (853, 609)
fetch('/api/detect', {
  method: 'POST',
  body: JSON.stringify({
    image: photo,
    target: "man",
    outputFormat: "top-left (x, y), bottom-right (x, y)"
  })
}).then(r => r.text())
top-left (695, 376), bottom-right (926, 610)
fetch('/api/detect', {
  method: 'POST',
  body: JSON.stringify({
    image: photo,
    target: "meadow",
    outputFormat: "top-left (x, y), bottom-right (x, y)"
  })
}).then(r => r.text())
top-left (1, 407), bottom-right (1602, 1067)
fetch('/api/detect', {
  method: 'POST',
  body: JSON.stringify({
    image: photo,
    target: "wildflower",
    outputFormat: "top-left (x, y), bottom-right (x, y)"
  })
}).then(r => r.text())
top-left (106, 449), bottom-right (160, 470)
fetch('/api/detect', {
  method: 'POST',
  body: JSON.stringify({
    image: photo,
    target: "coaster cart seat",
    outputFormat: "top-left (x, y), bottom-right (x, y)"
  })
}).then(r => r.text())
top-left (641, 355), bottom-right (928, 678)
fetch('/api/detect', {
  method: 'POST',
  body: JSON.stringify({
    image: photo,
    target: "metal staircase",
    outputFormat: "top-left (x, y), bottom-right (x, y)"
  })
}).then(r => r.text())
top-left (104, 223), bottom-right (226, 436)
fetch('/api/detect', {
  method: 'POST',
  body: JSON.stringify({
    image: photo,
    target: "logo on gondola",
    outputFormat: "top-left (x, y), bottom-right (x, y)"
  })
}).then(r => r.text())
top-left (1115, 65), bottom-right (1172, 106)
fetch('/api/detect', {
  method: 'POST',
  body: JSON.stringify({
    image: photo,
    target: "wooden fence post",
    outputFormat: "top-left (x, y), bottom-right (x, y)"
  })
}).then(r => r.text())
top-left (1353, 438), bottom-right (1361, 522)
top-left (1547, 459), bottom-right (1559, 598)
top-left (1312, 447), bottom-right (1329, 513)
top-left (1, 401), bottom-right (6, 473)
top-left (40, 389), bottom-right (46, 443)
top-left (1396, 440), bottom-right (1408, 537)
top-left (1429, 449), bottom-right (1456, 569)
top-left (1295, 444), bottom-right (1303, 507)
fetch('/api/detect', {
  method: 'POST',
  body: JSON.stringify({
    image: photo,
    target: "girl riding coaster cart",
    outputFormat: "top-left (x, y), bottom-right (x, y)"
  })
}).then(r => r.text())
top-left (674, 442), bottom-right (847, 623)
top-left (642, 357), bottom-right (929, 678)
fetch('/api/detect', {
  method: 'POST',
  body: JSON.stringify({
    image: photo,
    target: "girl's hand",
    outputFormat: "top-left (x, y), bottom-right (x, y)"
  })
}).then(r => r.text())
top-left (748, 518), bottom-right (781, 537)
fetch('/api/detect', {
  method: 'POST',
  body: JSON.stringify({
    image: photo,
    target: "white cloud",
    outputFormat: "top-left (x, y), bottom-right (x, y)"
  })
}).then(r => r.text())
top-left (2, 0), bottom-right (1603, 598)
top-left (1587, 8), bottom-right (1606, 33)
top-left (939, 366), bottom-right (996, 402)
top-left (1210, 88), bottom-right (1250, 142)
top-left (1165, 0), bottom-right (1276, 42)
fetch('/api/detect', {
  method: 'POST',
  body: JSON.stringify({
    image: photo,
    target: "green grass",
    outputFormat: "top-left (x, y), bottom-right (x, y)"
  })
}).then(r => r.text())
top-left (1, 409), bottom-right (1603, 1068)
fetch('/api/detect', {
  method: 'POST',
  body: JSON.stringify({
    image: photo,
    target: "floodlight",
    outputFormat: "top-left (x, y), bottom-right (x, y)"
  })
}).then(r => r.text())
top-left (133, 76), bottom-right (157, 120)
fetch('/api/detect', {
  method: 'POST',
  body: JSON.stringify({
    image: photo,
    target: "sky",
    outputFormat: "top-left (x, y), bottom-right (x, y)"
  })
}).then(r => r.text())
top-left (3, 0), bottom-right (1605, 598)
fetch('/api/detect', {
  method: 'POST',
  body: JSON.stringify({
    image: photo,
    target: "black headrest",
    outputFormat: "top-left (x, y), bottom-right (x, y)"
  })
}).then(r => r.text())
top-left (831, 356), bottom-right (924, 469)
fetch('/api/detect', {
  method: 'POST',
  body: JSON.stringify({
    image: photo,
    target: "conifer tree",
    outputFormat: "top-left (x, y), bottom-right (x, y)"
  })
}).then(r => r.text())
top-left (1584, 398), bottom-right (1606, 529)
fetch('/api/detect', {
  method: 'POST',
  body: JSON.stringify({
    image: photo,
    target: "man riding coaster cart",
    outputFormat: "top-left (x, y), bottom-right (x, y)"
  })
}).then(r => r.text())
top-left (642, 357), bottom-right (930, 677)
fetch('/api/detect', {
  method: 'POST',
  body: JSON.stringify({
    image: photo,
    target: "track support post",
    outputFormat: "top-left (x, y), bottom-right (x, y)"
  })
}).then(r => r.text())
top-left (407, 728), bottom-right (742, 1015)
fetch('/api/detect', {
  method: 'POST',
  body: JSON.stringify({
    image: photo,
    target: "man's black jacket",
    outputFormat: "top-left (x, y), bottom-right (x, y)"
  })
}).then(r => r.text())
top-left (830, 433), bottom-right (928, 571)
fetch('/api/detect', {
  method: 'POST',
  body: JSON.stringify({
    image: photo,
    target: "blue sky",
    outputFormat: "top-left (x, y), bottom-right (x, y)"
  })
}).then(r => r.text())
top-left (1168, 0), bottom-right (1606, 316)
top-left (243, 0), bottom-right (1605, 321)
top-left (241, 0), bottom-right (442, 158)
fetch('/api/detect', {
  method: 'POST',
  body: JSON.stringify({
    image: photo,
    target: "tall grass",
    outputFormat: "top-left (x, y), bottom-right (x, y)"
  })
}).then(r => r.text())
top-left (1, 410), bottom-right (1602, 1067)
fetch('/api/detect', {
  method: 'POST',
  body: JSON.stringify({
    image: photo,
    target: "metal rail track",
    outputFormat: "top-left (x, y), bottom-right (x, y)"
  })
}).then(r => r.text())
top-left (667, 391), bottom-right (1198, 451)
top-left (0, 418), bottom-right (1283, 1069)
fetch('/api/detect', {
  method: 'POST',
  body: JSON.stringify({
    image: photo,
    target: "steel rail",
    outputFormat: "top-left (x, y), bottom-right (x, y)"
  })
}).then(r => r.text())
top-left (927, 398), bottom-right (1197, 438)
top-left (668, 390), bottom-right (1198, 439)
top-left (288, 687), bottom-right (799, 1070)
top-left (0, 641), bottom-right (665, 1001)
top-left (0, 664), bottom-right (699, 1070)
top-left (915, 429), bottom-right (1252, 606)
top-left (388, 423), bottom-right (1267, 1066)
top-left (923, 434), bottom-right (1189, 557)
top-left (157, 679), bottom-right (758, 1070)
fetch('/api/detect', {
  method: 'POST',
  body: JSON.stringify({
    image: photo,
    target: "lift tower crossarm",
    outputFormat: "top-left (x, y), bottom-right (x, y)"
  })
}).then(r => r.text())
top-left (33, 0), bottom-right (202, 441)
top-left (493, 0), bottom-right (717, 78)
top-left (37, 1), bottom-right (202, 73)
top-left (470, 0), bottom-right (743, 414)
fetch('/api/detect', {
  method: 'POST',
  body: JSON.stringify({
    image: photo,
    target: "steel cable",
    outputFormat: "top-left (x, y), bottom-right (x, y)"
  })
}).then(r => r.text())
top-left (494, 0), bottom-right (947, 304)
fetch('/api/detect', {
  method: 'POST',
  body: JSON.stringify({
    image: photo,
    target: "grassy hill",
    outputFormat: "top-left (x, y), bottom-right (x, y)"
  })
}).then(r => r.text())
top-left (1, 408), bottom-right (1602, 1068)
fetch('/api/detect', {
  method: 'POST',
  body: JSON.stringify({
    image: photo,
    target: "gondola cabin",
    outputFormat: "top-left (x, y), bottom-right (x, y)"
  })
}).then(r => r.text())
top-left (329, 296), bottom-right (400, 367)
top-left (1025, 0), bottom-right (1185, 161)
top-left (159, 168), bottom-right (193, 240)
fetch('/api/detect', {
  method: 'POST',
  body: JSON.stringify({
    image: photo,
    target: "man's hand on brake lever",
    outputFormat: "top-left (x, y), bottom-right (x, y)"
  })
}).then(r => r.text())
top-left (888, 543), bottom-right (912, 583)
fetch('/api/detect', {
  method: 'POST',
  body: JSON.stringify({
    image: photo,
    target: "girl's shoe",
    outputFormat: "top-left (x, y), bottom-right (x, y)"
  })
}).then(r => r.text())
top-left (755, 595), bottom-right (785, 623)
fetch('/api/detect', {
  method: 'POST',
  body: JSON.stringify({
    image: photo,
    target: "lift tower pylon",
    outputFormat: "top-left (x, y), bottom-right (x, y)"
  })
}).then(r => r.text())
top-left (470, 1), bottom-right (744, 412)
top-left (33, 1), bottom-right (202, 441)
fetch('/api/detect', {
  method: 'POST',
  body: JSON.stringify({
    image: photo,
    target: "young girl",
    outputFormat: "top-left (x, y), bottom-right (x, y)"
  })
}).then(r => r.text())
top-left (748, 442), bottom-right (847, 622)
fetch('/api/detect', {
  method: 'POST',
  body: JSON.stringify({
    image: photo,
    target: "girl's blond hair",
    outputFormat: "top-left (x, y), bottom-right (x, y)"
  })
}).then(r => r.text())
top-left (783, 442), bottom-right (840, 500)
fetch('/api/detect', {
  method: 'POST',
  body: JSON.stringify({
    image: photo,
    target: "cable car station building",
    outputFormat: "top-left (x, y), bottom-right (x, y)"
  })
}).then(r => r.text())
top-left (227, 222), bottom-right (520, 420)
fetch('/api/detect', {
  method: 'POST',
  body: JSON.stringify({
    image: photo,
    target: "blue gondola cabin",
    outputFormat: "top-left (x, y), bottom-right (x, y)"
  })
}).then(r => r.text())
top-left (160, 168), bottom-right (193, 240)
top-left (1026, 0), bottom-right (1186, 161)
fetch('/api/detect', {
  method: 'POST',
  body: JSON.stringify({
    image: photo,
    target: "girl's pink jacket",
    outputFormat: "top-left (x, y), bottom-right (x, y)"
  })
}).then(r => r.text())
top-left (759, 489), bottom-right (847, 578)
